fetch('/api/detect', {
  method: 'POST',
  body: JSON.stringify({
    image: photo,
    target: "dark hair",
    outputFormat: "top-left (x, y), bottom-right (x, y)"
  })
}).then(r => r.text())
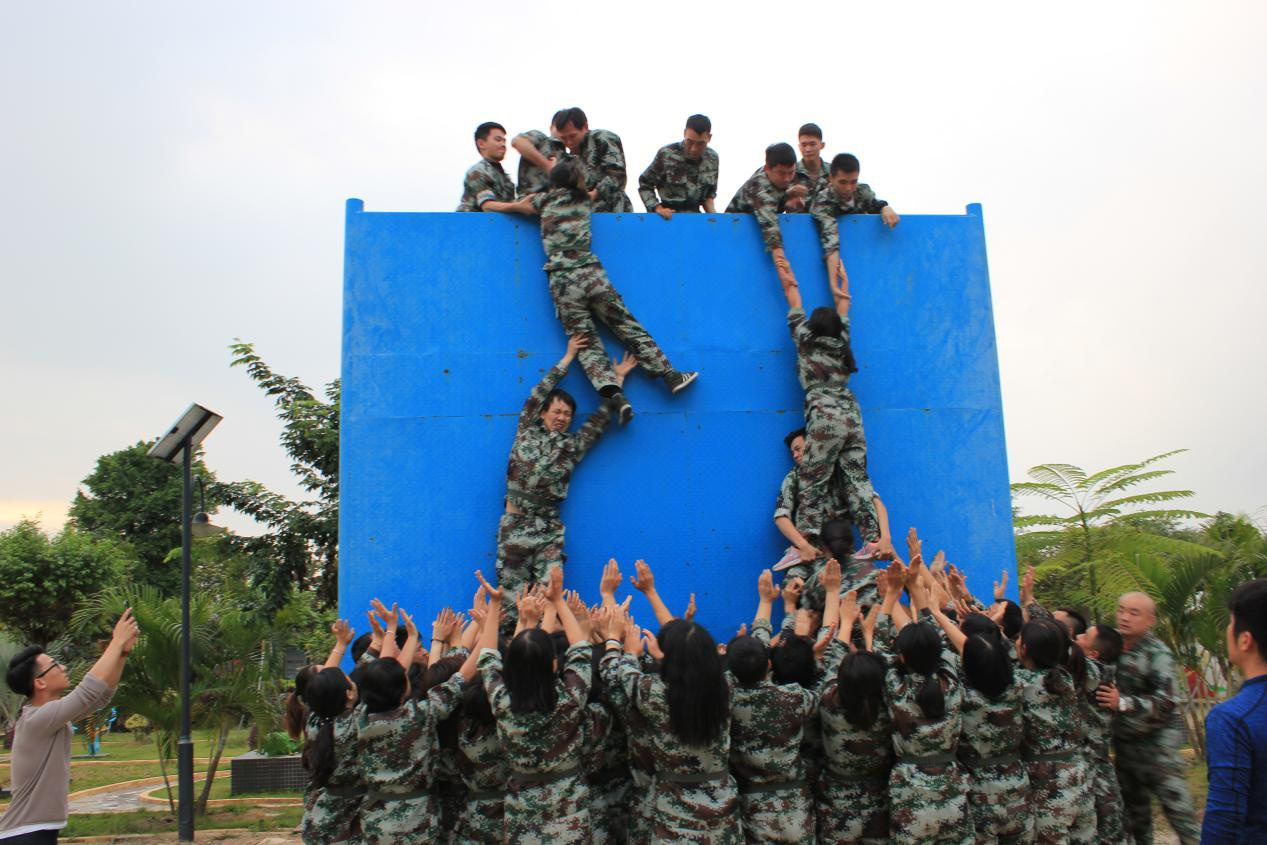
top-left (1055, 607), bottom-right (1089, 636)
top-left (962, 634), bottom-right (1013, 699)
top-left (284, 664), bottom-right (318, 740)
top-left (783, 428), bottom-right (806, 450)
top-left (959, 613), bottom-right (1003, 642)
top-left (548, 157), bottom-right (589, 202)
top-left (836, 650), bottom-right (886, 728)
top-left (359, 658), bottom-right (408, 713)
top-left (474, 122), bottom-right (505, 143)
top-left (765, 143), bottom-right (797, 168)
top-left (798, 123), bottom-right (823, 140)
top-left (999, 600), bottom-right (1024, 640)
top-left (552, 107), bottom-right (587, 132)
top-left (1021, 618), bottom-right (1085, 694)
top-left (1230, 578), bottom-right (1267, 654)
top-left (806, 307), bottom-right (858, 374)
top-left (351, 629), bottom-right (406, 664)
top-left (1089, 624), bottom-right (1124, 664)
top-left (771, 635), bottom-right (816, 688)
top-left (6, 645), bottom-right (44, 697)
top-left (685, 114), bottom-right (711, 135)
top-left (504, 629), bottom-right (558, 715)
top-left (819, 519), bottom-right (857, 565)
top-left (461, 672), bottom-right (495, 725)
top-left (300, 668), bottom-right (352, 789)
top-left (895, 622), bottom-right (946, 719)
top-left (423, 655), bottom-right (465, 697)
top-left (829, 153), bottom-right (860, 177)
top-left (542, 388), bottom-right (577, 417)
top-left (549, 630), bottom-right (570, 674)
top-left (661, 621), bottom-right (728, 745)
top-left (726, 635), bottom-right (768, 688)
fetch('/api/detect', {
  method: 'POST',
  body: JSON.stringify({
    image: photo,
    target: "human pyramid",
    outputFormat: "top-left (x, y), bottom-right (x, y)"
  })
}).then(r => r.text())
top-left (293, 111), bottom-right (1149, 845)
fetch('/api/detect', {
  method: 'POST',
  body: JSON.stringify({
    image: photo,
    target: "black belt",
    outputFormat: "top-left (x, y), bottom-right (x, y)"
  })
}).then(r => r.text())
top-left (467, 787), bottom-right (507, 802)
top-left (822, 768), bottom-right (887, 785)
top-left (509, 765), bottom-right (581, 786)
top-left (657, 770), bottom-right (729, 784)
top-left (365, 787), bottom-right (429, 802)
top-left (588, 767), bottom-right (630, 786)
top-left (739, 778), bottom-right (807, 795)
top-left (960, 754), bottom-right (1020, 770)
top-left (1023, 749), bottom-right (1077, 763)
top-left (660, 201), bottom-right (701, 212)
top-left (323, 784), bottom-right (367, 798)
top-left (896, 753), bottom-right (957, 766)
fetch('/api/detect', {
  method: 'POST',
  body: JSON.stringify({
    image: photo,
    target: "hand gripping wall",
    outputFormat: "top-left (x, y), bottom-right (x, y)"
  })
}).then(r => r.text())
top-left (340, 202), bottom-right (1017, 634)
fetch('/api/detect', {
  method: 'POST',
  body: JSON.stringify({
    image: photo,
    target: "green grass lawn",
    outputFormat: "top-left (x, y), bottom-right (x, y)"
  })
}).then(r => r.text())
top-left (62, 805), bottom-right (303, 838)
top-left (60, 727), bottom-right (255, 762)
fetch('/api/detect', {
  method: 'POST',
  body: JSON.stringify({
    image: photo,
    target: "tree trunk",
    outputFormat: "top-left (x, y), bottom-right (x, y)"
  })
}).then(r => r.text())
top-left (155, 736), bottom-right (175, 813)
top-left (194, 718), bottom-right (231, 815)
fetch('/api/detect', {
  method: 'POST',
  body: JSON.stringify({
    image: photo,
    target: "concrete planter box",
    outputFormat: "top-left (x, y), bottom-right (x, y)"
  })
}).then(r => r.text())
top-left (229, 751), bottom-right (305, 795)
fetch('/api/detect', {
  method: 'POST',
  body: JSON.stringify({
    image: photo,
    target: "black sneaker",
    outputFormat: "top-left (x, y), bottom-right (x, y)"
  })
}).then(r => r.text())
top-left (664, 370), bottom-right (699, 395)
top-left (608, 392), bottom-right (634, 425)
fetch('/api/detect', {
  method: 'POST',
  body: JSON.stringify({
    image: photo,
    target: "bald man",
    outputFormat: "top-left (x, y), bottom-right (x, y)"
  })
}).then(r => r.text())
top-left (1094, 591), bottom-right (1200, 844)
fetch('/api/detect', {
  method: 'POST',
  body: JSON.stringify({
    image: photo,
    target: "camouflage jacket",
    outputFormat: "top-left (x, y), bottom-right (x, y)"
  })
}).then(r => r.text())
top-left (1113, 633), bottom-right (1183, 741)
top-left (601, 650), bottom-right (735, 776)
top-left (730, 679), bottom-right (817, 785)
top-left (479, 642), bottom-right (592, 775)
top-left (885, 649), bottom-right (964, 759)
top-left (599, 652), bottom-right (657, 777)
top-left (456, 717), bottom-right (507, 792)
top-left (505, 363), bottom-right (611, 510)
top-left (774, 466), bottom-right (798, 522)
top-left (355, 672), bottom-right (467, 793)
top-left (457, 157), bottom-right (515, 212)
top-left (725, 168), bottom-right (790, 252)
top-left (957, 677), bottom-right (1025, 766)
top-left (1016, 666), bottom-right (1082, 757)
top-left (579, 700), bottom-right (620, 775)
top-left (574, 128), bottom-right (634, 213)
top-left (817, 640), bottom-right (894, 779)
top-left (793, 158), bottom-right (829, 207)
top-left (1083, 658), bottom-right (1116, 759)
top-left (305, 709), bottom-right (362, 790)
top-left (788, 306), bottom-right (854, 399)
top-left (530, 189), bottom-right (599, 272)
top-left (810, 183), bottom-right (889, 254)
top-left (515, 129), bottom-right (566, 198)
top-left (637, 142), bottom-right (719, 212)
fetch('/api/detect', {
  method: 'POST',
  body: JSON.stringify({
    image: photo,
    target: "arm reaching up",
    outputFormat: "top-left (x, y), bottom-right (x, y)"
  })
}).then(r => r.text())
top-left (631, 559), bottom-right (674, 626)
top-left (325, 620), bottom-right (355, 668)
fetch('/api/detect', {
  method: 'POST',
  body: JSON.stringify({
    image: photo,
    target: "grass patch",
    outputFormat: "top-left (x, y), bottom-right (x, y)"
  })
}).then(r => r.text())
top-left (63, 805), bottom-right (303, 838)
top-left (60, 727), bottom-right (255, 762)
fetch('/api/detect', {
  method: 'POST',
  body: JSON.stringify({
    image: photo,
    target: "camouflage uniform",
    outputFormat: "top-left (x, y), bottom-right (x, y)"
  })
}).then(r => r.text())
top-left (480, 643), bottom-right (594, 844)
top-left (816, 640), bottom-right (893, 845)
top-left (455, 717), bottom-right (508, 845)
top-left (573, 128), bottom-right (635, 212)
top-left (730, 619), bottom-right (817, 844)
top-left (301, 711), bottom-right (364, 845)
top-left (957, 676), bottom-right (1032, 844)
top-left (355, 673), bottom-right (467, 845)
top-left (516, 129), bottom-right (566, 198)
top-left (432, 745), bottom-right (467, 845)
top-left (603, 655), bottom-right (659, 845)
top-left (602, 650), bottom-right (743, 844)
top-left (531, 188), bottom-right (674, 392)
top-left (1082, 658), bottom-right (1130, 845)
top-left (1016, 665), bottom-right (1088, 845)
top-left (792, 159), bottom-right (829, 209)
top-left (457, 157), bottom-right (515, 211)
top-left (638, 142), bottom-right (720, 212)
top-left (885, 648), bottom-right (974, 845)
top-left (810, 183), bottom-right (891, 255)
top-left (582, 697), bottom-right (632, 845)
top-left (1112, 633), bottom-right (1200, 845)
top-left (498, 361), bottom-right (611, 625)
top-left (725, 168), bottom-right (790, 252)
top-left (787, 306), bottom-right (880, 542)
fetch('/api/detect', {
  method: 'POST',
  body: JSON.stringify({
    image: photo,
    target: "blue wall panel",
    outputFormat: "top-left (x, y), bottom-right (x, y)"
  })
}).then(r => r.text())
top-left (340, 202), bottom-right (1015, 635)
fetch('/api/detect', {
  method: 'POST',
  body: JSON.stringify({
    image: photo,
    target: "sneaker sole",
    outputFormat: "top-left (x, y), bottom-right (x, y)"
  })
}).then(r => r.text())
top-left (669, 372), bottom-right (699, 395)
top-left (618, 407), bottom-right (634, 425)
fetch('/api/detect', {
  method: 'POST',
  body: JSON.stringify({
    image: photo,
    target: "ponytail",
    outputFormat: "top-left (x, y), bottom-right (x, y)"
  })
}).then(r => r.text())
top-left (895, 622), bottom-right (947, 720)
top-left (915, 670), bottom-right (947, 720)
top-left (837, 650), bottom-right (885, 729)
top-left (302, 716), bottom-right (337, 789)
top-left (1022, 618), bottom-right (1075, 694)
top-left (299, 667), bottom-right (352, 790)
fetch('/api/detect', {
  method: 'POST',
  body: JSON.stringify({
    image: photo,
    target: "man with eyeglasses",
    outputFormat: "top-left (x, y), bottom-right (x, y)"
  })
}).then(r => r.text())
top-left (638, 114), bottom-right (719, 219)
top-left (1, 610), bottom-right (139, 843)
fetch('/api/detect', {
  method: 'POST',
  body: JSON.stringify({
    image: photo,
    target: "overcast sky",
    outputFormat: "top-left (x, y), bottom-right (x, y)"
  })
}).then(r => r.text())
top-left (3, 2), bottom-right (1265, 536)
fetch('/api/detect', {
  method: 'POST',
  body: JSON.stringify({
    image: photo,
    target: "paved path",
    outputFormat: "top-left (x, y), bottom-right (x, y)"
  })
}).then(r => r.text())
top-left (68, 781), bottom-right (170, 814)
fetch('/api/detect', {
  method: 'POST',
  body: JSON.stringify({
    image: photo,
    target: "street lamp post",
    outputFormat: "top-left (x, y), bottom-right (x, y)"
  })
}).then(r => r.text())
top-left (149, 404), bottom-right (223, 843)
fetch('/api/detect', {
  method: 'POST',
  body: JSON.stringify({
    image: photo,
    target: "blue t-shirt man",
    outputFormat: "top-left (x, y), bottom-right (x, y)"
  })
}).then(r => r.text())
top-left (1202, 578), bottom-right (1267, 844)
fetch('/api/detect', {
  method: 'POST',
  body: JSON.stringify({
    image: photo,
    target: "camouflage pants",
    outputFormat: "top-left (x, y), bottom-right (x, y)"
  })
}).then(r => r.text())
top-left (652, 777), bottom-right (743, 844)
top-left (1088, 754), bottom-right (1131, 845)
top-left (435, 785), bottom-right (466, 845)
top-left (591, 775), bottom-right (632, 845)
top-left (964, 760), bottom-right (1032, 844)
top-left (496, 510), bottom-right (564, 630)
top-left (815, 773), bottom-right (888, 845)
top-left (1025, 758), bottom-right (1087, 845)
top-left (888, 761), bottom-right (974, 845)
top-left (548, 262), bottom-right (671, 391)
top-left (458, 795), bottom-right (505, 845)
top-left (504, 773), bottom-right (592, 845)
top-left (628, 769), bottom-right (655, 845)
top-left (738, 783), bottom-right (814, 844)
top-left (358, 792), bottom-right (436, 845)
top-left (301, 788), bottom-right (362, 845)
top-left (782, 561), bottom-right (826, 611)
top-left (1115, 735), bottom-right (1199, 845)
top-left (796, 394), bottom-right (878, 542)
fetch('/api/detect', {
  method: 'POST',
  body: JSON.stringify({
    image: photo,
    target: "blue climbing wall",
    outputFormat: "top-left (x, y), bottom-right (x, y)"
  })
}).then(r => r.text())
top-left (339, 202), bottom-right (1016, 635)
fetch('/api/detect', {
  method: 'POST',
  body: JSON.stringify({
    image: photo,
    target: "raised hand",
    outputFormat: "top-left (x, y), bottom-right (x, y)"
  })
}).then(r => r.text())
top-left (642, 628), bottom-right (664, 661)
top-left (840, 590), bottom-right (860, 629)
top-left (401, 608), bottom-right (418, 639)
top-left (545, 566), bottom-right (564, 603)
top-left (113, 608), bottom-right (140, 651)
top-left (758, 569), bottom-right (781, 604)
top-left (331, 619), bottom-right (355, 648)
top-left (521, 594), bottom-right (548, 628)
top-left (821, 559), bottom-right (842, 595)
top-left (782, 576), bottom-right (803, 612)
top-left (371, 599), bottom-right (399, 630)
top-left (613, 352), bottom-right (639, 384)
top-left (565, 334), bottom-right (589, 359)
top-left (631, 559), bottom-right (656, 594)
top-left (814, 625), bottom-right (838, 657)
top-left (599, 559), bottom-right (622, 602)
top-left (1021, 565), bottom-right (1035, 607)
top-left (993, 569), bottom-right (1009, 602)
top-left (474, 570), bottom-right (503, 602)
top-left (905, 527), bottom-right (922, 565)
top-left (683, 593), bottom-right (697, 622)
top-left (433, 608), bottom-right (456, 642)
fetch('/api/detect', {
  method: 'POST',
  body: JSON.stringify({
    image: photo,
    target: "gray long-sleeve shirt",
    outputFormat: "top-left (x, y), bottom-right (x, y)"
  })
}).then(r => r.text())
top-left (0, 674), bottom-right (115, 838)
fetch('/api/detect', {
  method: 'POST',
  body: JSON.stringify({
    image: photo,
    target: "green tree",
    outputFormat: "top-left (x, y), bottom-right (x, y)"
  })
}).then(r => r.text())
top-left (219, 341), bottom-right (339, 608)
top-left (0, 519), bottom-right (131, 644)
top-left (68, 441), bottom-right (216, 594)
top-left (1011, 450), bottom-right (1210, 620)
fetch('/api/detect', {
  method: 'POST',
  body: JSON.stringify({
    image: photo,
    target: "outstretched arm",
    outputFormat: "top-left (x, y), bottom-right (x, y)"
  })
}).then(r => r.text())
top-left (545, 567), bottom-right (588, 645)
top-left (86, 609), bottom-right (140, 690)
top-left (325, 620), bottom-right (355, 668)
top-left (513, 133), bottom-right (554, 172)
top-left (631, 559), bottom-right (674, 627)
top-left (474, 571), bottom-right (504, 654)
top-left (518, 336), bottom-right (586, 431)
